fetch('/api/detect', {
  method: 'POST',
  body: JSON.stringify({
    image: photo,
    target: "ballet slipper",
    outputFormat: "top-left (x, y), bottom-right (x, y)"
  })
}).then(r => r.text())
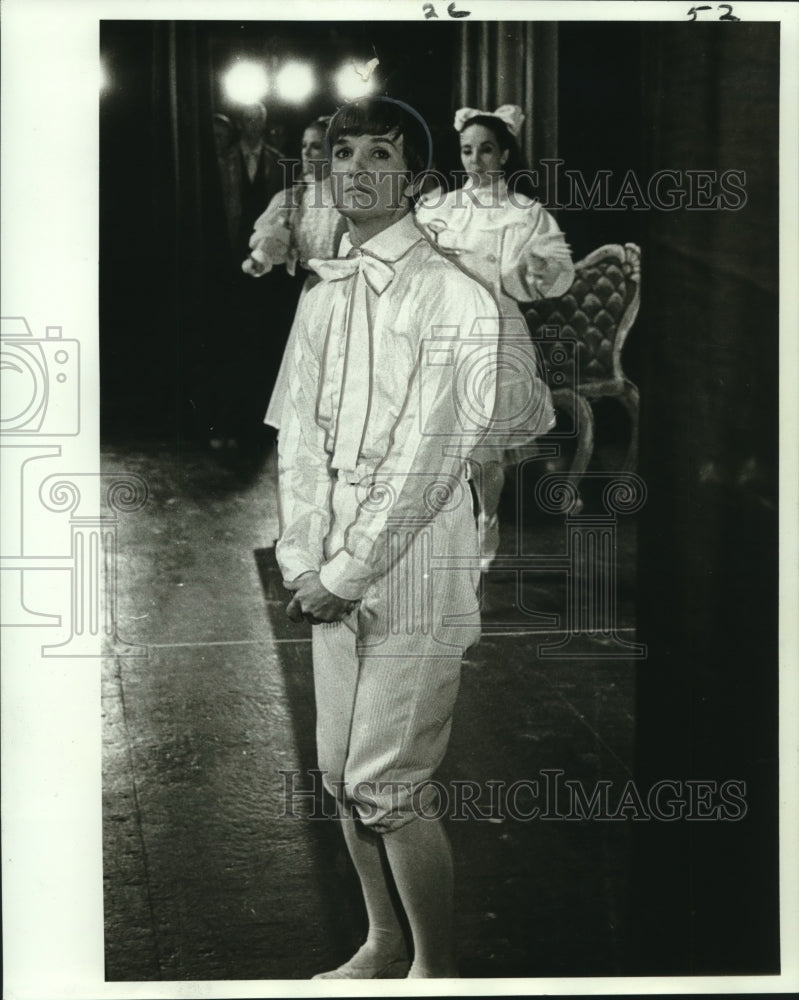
top-left (311, 956), bottom-right (410, 980)
top-left (311, 943), bottom-right (410, 980)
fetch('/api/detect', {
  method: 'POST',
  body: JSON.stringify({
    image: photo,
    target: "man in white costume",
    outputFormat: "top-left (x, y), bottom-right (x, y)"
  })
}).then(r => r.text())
top-left (276, 97), bottom-right (500, 979)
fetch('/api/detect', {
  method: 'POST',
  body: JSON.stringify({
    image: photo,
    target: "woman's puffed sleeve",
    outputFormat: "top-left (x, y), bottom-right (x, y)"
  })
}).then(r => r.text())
top-left (244, 186), bottom-right (300, 276)
top-left (501, 202), bottom-right (575, 303)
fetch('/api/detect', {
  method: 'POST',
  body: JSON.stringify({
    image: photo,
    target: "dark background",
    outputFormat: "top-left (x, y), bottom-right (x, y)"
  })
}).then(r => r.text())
top-left (100, 19), bottom-right (780, 976)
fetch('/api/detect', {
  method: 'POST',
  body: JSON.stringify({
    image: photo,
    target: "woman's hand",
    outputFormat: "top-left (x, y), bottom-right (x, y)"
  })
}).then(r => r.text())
top-left (244, 213), bottom-right (292, 276)
top-left (242, 255), bottom-right (271, 277)
top-left (523, 230), bottom-right (573, 267)
top-left (521, 231), bottom-right (574, 299)
top-left (424, 219), bottom-right (464, 257)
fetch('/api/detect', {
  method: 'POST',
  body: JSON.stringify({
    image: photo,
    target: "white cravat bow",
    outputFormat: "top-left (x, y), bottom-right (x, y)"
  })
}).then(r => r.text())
top-left (308, 250), bottom-right (395, 295)
top-left (453, 104), bottom-right (525, 137)
top-left (309, 249), bottom-right (395, 471)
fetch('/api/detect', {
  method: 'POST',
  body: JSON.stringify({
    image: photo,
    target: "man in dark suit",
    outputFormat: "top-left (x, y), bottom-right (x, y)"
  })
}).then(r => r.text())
top-left (217, 103), bottom-right (286, 261)
top-left (209, 102), bottom-right (292, 463)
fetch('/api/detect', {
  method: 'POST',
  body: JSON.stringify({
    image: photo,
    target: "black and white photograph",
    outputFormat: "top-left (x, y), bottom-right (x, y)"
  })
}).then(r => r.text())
top-left (1, 1), bottom-right (797, 996)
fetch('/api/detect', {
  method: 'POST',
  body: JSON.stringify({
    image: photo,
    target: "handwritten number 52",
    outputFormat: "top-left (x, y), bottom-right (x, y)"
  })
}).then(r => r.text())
top-left (687, 4), bottom-right (741, 20)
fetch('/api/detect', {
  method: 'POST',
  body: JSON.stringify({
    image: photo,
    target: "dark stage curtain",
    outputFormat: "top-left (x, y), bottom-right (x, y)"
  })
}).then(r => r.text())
top-left (100, 21), bottom-right (290, 440)
top-left (632, 22), bottom-right (779, 974)
top-left (100, 22), bottom-right (244, 441)
top-left (159, 22), bottom-right (224, 442)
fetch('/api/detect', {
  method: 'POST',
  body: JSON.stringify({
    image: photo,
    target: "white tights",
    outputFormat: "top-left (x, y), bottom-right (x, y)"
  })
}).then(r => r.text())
top-left (338, 810), bottom-right (458, 978)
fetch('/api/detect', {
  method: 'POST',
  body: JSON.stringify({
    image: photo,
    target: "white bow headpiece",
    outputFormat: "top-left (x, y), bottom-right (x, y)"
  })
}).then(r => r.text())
top-left (453, 104), bottom-right (525, 138)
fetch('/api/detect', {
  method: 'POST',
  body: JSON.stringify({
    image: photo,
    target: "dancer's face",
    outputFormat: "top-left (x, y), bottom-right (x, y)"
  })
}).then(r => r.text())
top-left (301, 126), bottom-right (326, 180)
top-left (329, 130), bottom-right (412, 221)
top-left (459, 123), bottom-right (509, 185)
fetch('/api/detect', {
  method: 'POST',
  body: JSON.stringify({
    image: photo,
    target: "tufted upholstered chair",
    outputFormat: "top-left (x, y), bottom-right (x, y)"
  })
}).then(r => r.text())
top-left (525, 242), bottom-right (641, 484)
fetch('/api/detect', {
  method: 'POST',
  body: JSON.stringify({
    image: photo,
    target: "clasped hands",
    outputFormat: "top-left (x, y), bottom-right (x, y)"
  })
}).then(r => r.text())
top-left (284, 571), bottom-right (359, 625)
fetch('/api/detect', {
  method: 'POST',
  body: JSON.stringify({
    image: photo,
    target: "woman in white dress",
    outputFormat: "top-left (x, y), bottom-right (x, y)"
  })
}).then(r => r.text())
top-left (415, 105), bottom-right (575, 570)
top-left (242, 115), bottom-right (346, 429)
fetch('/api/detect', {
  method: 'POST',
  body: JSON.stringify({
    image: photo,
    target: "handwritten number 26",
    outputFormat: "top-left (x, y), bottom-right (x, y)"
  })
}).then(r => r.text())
top-left (424, 3), bottom-right (471, 18)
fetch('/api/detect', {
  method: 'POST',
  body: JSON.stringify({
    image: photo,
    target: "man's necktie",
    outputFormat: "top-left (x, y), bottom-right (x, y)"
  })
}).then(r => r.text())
top-left (308, 250), bottom-right (395, 471)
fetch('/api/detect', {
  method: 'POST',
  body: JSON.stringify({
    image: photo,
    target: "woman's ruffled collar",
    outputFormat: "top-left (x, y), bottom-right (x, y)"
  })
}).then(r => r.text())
top-left (417, 178), bottom-right (537, 233)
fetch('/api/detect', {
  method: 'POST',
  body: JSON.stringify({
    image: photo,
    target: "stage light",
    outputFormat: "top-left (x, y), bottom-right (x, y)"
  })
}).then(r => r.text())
top-left (334, 59), bottom-right (379, 101)
top-left (223, 60), bottom-right (269, 105)
top-left (99, 57), bottom-right (109, 93)
top-left (276, 61), bottom-right (315, 103)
